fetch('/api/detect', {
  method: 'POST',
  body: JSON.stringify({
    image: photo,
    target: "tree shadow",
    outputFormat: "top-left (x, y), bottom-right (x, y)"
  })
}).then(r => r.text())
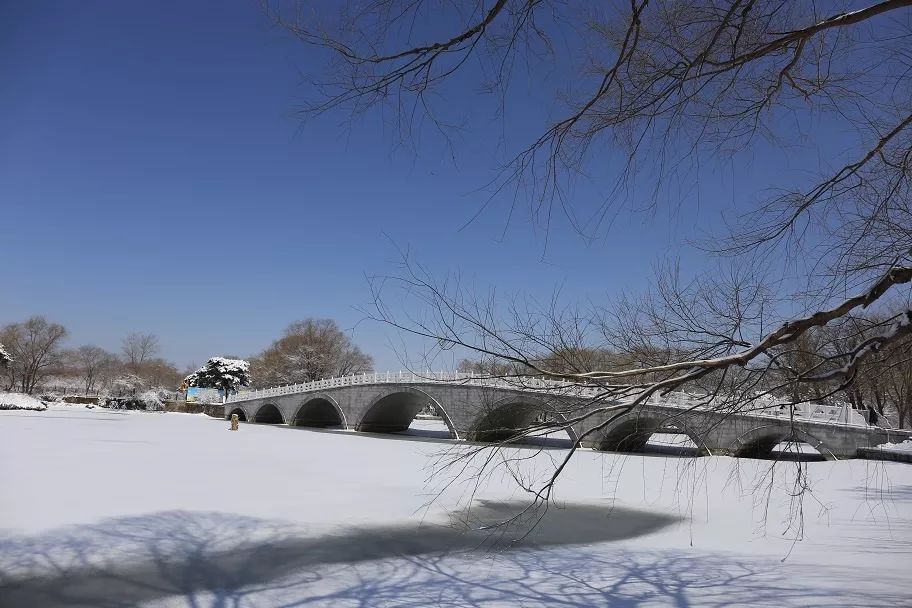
top-left (0, 504), bottom-right (676, 607)
top-left (0, 506), bottom-right (905, 607)
top-left (846, 484), bottom-right (912, 503)
top-left (509, 435), bottom-right (575, 449)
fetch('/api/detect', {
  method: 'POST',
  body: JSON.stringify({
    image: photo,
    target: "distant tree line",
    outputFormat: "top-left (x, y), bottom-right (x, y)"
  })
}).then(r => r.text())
top-left (0, 317), bottom-right (184, 396)
top-left (0, 316), bottom-right (375, 397)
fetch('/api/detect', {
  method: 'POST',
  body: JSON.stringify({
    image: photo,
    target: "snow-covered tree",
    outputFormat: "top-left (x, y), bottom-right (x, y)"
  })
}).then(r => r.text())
top-left (185, 357), bottom-right (251, 402)
top-left (0, 342), bottom-right (11, 368)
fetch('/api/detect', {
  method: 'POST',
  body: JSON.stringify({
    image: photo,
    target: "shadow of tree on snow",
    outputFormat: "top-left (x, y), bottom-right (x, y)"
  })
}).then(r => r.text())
top-left (0, 505), bottom-right (905, 607)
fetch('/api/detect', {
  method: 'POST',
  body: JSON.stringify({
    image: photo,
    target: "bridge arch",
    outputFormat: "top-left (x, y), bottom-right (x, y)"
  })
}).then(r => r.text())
top-left (228, 407), bottom-right (248, 422)
top-left (292, 394), bottom-right (347, 429)
top-left (356, 388), bottom-right (459, 439)
top-left (253, 403), bottom-right (285, 424)
top-left (592, 412), bottom-right (707, 455)
top-left (730, 425), bottom-right (834, 459)
top-left (467, 396), bottom-right (579, 445)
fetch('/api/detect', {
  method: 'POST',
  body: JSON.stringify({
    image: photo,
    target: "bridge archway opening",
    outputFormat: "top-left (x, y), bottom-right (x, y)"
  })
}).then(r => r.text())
top-left (229, 408), bottom-right (247, 422)
top-left (643, 432), bottom-right (701, 456)
top-left (771, 440), bottom-right (827, 461)
top-left (468, 401), bottom-right (577, 448)
top-left (253, 403), bottom-right (285, 424)
top-left (734, 428), bottom-right (829, 461)
top-left (293, 397), bottom-right (346, 429)
top-left (357, 390), bottom-right (458, 439)
top-left (596, 416), bottom-right (704, 456)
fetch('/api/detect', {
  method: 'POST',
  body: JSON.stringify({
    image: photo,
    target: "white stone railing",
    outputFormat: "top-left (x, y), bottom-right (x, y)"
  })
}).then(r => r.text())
top-left (228, 371), bottom-right (548, 401)
top-left (227, 371), bottom-right (870, 427)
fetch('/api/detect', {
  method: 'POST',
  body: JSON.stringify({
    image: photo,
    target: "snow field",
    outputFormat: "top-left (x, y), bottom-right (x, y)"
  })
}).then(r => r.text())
top-left (1, 408), bottom-right (910, 607)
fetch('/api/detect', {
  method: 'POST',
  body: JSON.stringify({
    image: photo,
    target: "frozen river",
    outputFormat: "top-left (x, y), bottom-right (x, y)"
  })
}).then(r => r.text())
top-left (1, 406), bottom-right (910, 606)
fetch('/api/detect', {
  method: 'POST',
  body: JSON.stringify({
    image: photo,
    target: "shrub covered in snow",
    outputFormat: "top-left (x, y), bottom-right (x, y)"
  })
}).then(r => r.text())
top-left (112, 373), bottom-right (146, 396)
top-left (105, 390), bottom-right (165, 412)
top-left (137, 390), bottom-right (164, 411)
top-left (0, 392), bottom-right (47, 411)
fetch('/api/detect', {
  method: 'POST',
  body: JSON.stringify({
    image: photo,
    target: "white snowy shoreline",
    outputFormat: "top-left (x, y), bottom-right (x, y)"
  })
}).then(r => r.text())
top-left (1, 408), bottom-right (910, 607)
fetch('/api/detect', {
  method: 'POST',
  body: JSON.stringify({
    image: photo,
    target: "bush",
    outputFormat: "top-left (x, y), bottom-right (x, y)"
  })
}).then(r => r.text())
top-left (0, 392), bottom-right (48, 411)
top-left (104, 390), bottom-right (164, 412)
top-left (138, 390), bottom-right (164, 411)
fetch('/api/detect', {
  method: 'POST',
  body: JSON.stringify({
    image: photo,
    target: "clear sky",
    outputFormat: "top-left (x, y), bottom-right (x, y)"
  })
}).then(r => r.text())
top-left (0, 1), bottom-right (848, 370)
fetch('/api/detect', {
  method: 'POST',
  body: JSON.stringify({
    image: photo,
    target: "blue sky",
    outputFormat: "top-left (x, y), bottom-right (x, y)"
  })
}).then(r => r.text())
top-left (0, 1), bottom-right (848, 370)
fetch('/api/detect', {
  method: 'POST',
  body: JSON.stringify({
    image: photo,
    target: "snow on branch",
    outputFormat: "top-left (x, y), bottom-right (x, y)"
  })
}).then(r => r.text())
top-left (801, 310), bottom-right (912, 386)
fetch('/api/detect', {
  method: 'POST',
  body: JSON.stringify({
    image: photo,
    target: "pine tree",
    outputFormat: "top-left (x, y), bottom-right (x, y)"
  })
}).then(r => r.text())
top-left (184, 357), bottom-right (251, 402)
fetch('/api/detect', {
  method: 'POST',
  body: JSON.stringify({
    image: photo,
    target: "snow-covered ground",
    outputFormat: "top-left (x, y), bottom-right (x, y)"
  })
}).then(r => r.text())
top-left (878, 438), bottom-right (912, 452)
top-left (1, 408), bottom-right (911, 607)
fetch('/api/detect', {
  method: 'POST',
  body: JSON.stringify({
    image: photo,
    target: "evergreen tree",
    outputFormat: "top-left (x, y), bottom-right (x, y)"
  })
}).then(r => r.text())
top-left (184, 357), bottom-right (251, 402)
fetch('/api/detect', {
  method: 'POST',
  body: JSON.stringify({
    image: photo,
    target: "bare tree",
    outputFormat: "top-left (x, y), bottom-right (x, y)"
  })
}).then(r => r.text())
top-left (283, 2), bottom-right (912, 393)
top-left (825, 307), bottom-right (912, 428)
top-left (250, 319), bottom-right (373, 386)
top-left (115, 334), bottom-right (186, 393)
top-left (883, 343), bottom-right (912, 428)
top-left (276, 0), bottom-right (912, 284)
top-left (136, 358), bottom-right (183, 391)
top-left (457, 356), bottom-right (526, 376)
top-left (121, 333), bottom-right (160, 370)
top-left (69, 345), bottom-right (118, 395)
top-left (276, 0), bottom-right (911, 275)
top-left (0, 316), bottom-right (69, 394)
top-left (276, 0), bottom-right (912, 527)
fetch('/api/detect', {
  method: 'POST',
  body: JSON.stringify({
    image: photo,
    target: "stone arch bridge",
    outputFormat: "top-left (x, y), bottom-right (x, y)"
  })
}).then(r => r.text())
top-left (225, 372), bottom-right (910, 459)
